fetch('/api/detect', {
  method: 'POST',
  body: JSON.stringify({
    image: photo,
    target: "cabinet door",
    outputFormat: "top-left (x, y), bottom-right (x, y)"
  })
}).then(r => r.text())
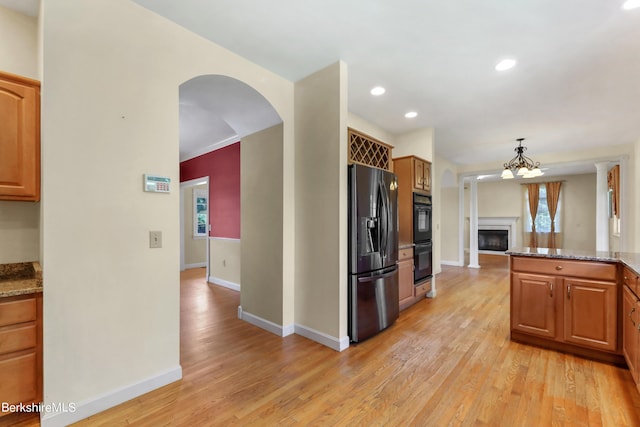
top-left (413, 158), bottom-right (424, 191)
top-left (398, 259), bottom-right (414, 307)
top-left (511, 273), bottom-right (557, 339)
top-left (623, 286), bottom-right (639, 382)
top-left (563, 278), bottom-right (617, 352)
top-left (0, 74), bottom-right (40, 201)
top-left (423, 161), bottom-right (431, 193)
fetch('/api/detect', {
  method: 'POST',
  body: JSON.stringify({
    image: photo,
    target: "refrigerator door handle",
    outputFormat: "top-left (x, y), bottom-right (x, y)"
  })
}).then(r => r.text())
top-left (357, 267), bottom-right (397, 283)
top-left (378, 179), bottom-right (389, 263)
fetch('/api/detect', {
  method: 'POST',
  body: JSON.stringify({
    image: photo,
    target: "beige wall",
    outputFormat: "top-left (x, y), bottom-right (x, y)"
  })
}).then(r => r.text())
top-left (182, 184), bottom-right (207, 267)
top-left (459, 173), bottom-right (597, 252)
top-left (209, 238), bottom-right (240, 286)
top-left (41, 0), bottom-right (294, 424)
top-left (241, 124), bottom-right (284, 322)
top-left (295, 62), bottom-right (347, 343)
top-left (436, 155), bottom-right (460, 264)
top-left (0, 6), bottom-right (40, 264)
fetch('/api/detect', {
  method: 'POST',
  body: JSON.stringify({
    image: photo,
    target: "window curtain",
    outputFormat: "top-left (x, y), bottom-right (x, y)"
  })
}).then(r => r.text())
top-left (545, 181), bottom-right (562, 249)
top-left (608, 165), bottom-right (620, 217)
top-left (526, 183), bottom-right (539, 247)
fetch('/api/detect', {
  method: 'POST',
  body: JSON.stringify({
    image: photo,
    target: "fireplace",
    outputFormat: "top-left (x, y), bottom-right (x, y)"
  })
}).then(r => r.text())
top-left (478, 230), bottom-right (509, 252)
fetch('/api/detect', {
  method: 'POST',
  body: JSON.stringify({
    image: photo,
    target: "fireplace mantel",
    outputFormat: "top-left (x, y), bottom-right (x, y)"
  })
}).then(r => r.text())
top-left (467, 216), bottom-right (520, 253)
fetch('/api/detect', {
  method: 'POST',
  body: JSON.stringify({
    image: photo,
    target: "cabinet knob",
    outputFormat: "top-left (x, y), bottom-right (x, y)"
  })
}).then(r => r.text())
top-left (555, 265), bottom-right (563, 271)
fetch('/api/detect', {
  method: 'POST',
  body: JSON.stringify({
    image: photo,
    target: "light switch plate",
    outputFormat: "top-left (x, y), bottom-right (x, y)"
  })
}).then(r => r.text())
top-left (149, 231), bottom-right (162, 248)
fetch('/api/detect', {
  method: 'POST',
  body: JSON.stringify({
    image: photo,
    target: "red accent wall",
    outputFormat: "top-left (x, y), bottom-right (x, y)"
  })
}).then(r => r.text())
top-left (180, 143), bottom-right (240, 238)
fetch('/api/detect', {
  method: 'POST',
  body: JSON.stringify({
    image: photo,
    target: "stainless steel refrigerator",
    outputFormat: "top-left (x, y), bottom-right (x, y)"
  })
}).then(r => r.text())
top-left (348, 164), bottom-right (399, 342)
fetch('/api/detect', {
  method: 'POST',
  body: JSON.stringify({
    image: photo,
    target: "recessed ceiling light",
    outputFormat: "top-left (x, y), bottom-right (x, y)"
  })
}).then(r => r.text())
top-left (405, 111), bottom-right (418, 119)
top-left (623, 0), bottom-right (640, 10)
top-left (370, 86), bottom-right (386, 96)
top-left (495, 58), bottom-right (517, 71)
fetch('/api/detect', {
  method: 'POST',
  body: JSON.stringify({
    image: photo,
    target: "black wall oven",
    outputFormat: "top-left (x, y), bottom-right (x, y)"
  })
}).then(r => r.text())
top-left (413, 193), bottom-right (432, 283)
top-left (413, 194), bottom-right (432, 243)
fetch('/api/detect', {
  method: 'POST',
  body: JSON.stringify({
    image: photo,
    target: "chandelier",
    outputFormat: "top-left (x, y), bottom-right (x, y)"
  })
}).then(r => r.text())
top-left (501, 138), bottom-right (543, 179)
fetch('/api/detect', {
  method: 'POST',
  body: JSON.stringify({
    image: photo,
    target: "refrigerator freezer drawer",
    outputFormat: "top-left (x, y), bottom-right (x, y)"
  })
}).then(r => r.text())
top-left (349, 266), bottom-right (399, 342)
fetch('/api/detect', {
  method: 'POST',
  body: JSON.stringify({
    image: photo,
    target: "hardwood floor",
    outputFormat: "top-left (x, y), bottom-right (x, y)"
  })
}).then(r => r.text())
top-left (4, 256), bottom-right (640, 426)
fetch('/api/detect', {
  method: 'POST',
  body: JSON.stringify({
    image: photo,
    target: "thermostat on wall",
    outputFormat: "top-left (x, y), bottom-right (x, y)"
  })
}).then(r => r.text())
top-left (144, 174), bottom-right (171, 193)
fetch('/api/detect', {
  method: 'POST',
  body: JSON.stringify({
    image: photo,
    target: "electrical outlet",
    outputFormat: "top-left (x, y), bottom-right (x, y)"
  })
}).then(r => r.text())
top-left (149, 231), bottom-right (162, 248)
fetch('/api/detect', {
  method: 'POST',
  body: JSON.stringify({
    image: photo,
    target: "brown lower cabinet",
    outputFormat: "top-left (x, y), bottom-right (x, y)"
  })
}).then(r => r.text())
top-left (623, 279), bottom-right (640, 393)
top-left (510, 256), bottom-right (620, 364)
top-left (398, 247), bottom-right (414, 309)
top-left (0, 292), bottom-right (42, 415)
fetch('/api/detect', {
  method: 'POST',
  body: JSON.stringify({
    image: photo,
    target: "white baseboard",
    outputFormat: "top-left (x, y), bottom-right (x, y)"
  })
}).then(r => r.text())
top-left (183, 262), bottom-right (206, 270)
top-left (239, 308), bottom-right (294, 337)
top-left (294, 324), bottom-right (349, 352)
top-left (208, 276), bottom-right (240, 292)
top-left (40, 366), bottom-right (182, 427)
top-left (440, 260), bottom-right (464, 266)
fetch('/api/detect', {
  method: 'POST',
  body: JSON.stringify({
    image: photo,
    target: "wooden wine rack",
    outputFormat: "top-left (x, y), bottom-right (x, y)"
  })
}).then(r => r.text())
top-left (348, 128), bottom-right (393, 171)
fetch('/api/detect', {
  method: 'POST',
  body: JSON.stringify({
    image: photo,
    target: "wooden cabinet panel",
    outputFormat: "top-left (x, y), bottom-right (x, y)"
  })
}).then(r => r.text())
top-left (0, 352), bottom-right (37, 405)
top-left (0, 293), bottom-right (42, 416)
top-left (563, 278), bottom-right (617, 352)
top-left (414, 280), bottom-right (430, 298)
top-left (398, 258), bottom-right (414, 306)
top-left (0, 325), bottom-right (36, 354)
top-left (623, 285), bottom-right (639, 383)
top-left (511, 257), bottom-right (616, 281)
top-left (0, 71), bottom-right (40, 201)
top-left (623, 266), bottom-right (639, 296)
top-left (511, 272), bottom-right (557, 339)
top-left (0, 297), bottom-right (36, 327)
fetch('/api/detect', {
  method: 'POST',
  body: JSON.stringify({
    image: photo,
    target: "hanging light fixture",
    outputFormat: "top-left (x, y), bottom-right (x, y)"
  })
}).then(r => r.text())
top-left (501, 138), bottom-right (543, 179)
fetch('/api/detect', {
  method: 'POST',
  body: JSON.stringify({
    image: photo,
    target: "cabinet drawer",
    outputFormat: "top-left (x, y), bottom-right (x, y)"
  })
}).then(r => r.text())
top-left (399, 248), bottom-right (414, 261)
top-left (511, 257), bottom-right (616, 281)
top-left (0, 352), bottom-right (37, 405)
top-left (0, 298), bottom-right (36, 328)
top-left (0, 325), bottom-right (36, 355)
top-left (415, 280), bottom-right (430, 298)
top-left (622, 266), bottom-right (639, 296)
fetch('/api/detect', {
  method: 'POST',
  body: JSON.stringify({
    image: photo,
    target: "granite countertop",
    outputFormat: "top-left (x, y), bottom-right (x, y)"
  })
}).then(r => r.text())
top-left (507, 247), bottom-right (640, 276)
top-left (0, 261), bottom-right (42, 297)
top-left (399, 243), bottom-right (415, 249)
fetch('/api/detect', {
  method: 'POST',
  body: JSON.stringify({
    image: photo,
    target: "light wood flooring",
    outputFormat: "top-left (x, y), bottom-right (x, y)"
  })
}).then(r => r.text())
top-left (4, 255), bottom-right (640, 426)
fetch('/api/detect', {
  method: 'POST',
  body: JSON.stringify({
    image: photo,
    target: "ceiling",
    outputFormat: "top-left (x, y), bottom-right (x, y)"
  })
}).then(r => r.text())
top-left (5, 1), bottom-right (640, 176)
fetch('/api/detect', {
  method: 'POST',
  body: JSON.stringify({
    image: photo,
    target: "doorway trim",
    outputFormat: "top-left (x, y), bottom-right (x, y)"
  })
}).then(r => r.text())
top-left (180, 177), bottom-right (210, 277)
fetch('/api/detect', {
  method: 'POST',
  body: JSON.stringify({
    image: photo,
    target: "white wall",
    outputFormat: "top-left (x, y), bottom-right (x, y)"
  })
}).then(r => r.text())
top-left (0, 6), bottom-right (40, 264)
top-left (41, 0), bottom-right (294, 425)
top-left (295, 62), bottom-right (348, 349)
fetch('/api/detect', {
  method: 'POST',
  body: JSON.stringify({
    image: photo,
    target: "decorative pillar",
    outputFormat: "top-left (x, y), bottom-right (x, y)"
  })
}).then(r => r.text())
top-left (468, 177), bottom-right (480, 268)
top-left (595, 162), bottom-right (609, 252)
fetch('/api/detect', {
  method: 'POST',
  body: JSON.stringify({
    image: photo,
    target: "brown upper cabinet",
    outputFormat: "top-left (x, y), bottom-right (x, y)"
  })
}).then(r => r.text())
top-left (0, 71), bottom-right (40, 202)
top-left (393, 155), bottom-right (431, 194)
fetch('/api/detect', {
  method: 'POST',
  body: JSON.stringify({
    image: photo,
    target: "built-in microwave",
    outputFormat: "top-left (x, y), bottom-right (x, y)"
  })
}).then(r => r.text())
top-left (413, 193), bottom-right (432, 243)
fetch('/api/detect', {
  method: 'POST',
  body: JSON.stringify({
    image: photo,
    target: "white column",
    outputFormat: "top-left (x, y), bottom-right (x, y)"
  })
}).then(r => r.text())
top-left (595, 162), bottom-right (609, 252)
top-left (468, 177), bottom-right (480, 268)
top-left (458, 178), bottom-right (465, 266)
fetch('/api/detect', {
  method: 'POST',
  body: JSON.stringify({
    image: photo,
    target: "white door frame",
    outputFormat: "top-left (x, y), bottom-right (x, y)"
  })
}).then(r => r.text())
top-left (180, 177), bottom-right (210, 277)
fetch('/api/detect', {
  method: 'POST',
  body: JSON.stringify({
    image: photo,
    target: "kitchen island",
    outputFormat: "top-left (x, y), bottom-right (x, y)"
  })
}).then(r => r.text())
top-left (0, 262), bottom-right (42, 417)
top-left (508, 247), bottom-right (640, 394)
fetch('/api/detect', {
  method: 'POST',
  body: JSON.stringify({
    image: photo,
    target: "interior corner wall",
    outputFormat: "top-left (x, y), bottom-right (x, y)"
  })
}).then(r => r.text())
top-left (41, 0), bottom-right (294, 424)
top-left (295, 61), bottom-right (348, 343)
top-left (0, 6), bottom-right (40, 264)
top-left (180, 143), bottom-right (240, 239)
top-left (241, 124), bottom-right (284, 323)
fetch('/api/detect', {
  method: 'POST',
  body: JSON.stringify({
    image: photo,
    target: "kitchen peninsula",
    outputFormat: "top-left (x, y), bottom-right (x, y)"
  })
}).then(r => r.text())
top-left (508, 247), bottom-right (640, 393)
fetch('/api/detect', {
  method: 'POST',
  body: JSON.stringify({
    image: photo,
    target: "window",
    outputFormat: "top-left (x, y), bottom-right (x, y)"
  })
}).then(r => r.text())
top-left (524, 185), bottom-right (562, 233)
top-left (193, 188), bottom-right (208, 237)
